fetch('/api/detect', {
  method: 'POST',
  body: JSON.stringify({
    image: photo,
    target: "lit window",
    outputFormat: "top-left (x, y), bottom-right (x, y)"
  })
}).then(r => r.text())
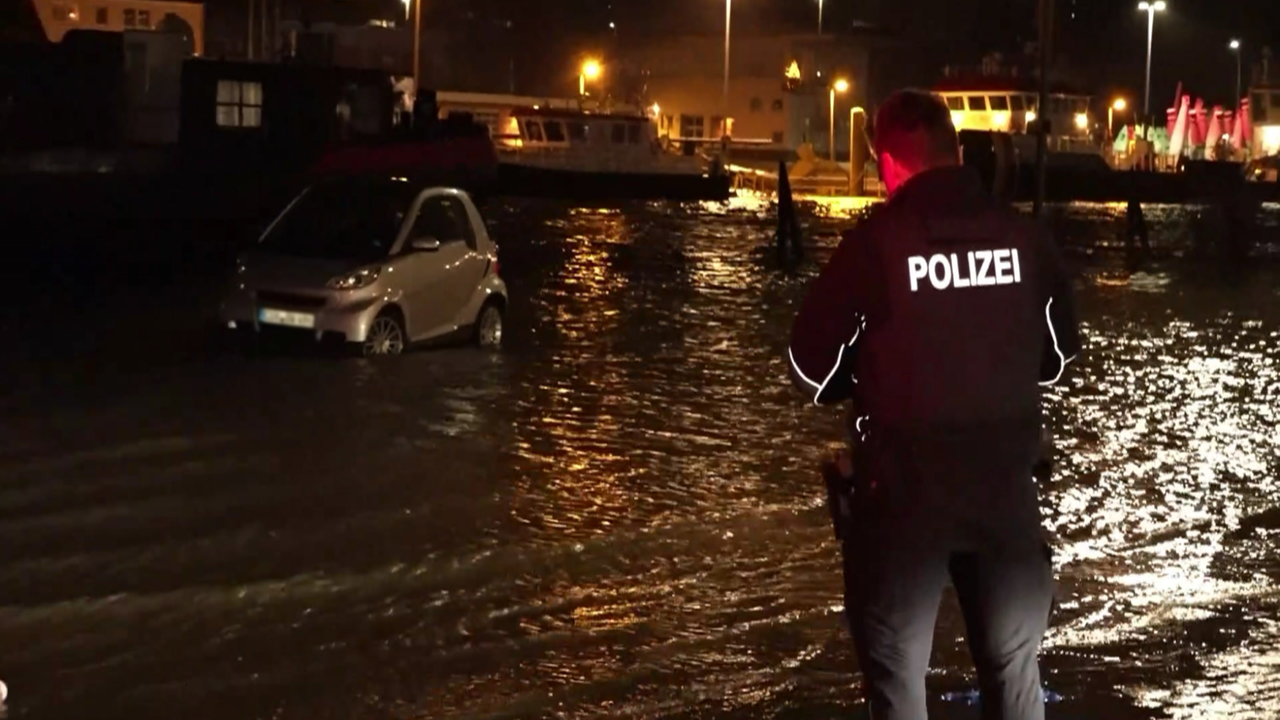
top-left (137, 9), bottom-right (150, 27)
top-left (944, 96), bottom-right (963, 111)
top-left (51, 2), bottom-right (79, 21)
top-left (679, 114), bottom-right (704, 138)
top-left (215, 80), bottom-right (264, 128)
top-left (967, 96), bottom-right (988, 111)
top-left (123, 8), bottom-right (135, 26)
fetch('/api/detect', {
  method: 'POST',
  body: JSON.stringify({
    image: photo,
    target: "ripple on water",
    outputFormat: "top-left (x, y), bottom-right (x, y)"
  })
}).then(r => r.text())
top-left (0, 201), bottom-right (1277, 720)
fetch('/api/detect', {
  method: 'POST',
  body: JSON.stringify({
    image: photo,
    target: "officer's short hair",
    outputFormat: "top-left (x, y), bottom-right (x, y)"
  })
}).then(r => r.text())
top-left (873, 89), bottom-right (960, 171)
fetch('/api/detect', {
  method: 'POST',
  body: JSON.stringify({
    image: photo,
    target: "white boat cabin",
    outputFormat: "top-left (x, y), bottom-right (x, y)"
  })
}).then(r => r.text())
top-left (498, 108), bottom-right (703, 175)
top-left (933, 82), bottom-right (1092, 139)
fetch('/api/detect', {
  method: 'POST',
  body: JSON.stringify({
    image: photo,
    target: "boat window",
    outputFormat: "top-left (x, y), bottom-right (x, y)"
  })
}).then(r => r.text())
top-left (627, 123), bottom-right (642, 144)
top-left (611, 123), bottom-right (627, 143)
top-left (543, 120), bottom-right (566, 142)
top-left (944, 96), bottom-right (964, 111)
top-left (523, 120), bottom-right (544, 142)
top-left (750, 97), bottom-right (763, 112)
top-left (566, 121), bottom-right (587, 141)
top-left (770, 99), bottom-right (784, 112)
top-left (1010, 95), bottom-right (1025, 111)
top-left (989, 95), bottom-right (1010, 111)
top-left (967, 96), bottom-right (988, 111)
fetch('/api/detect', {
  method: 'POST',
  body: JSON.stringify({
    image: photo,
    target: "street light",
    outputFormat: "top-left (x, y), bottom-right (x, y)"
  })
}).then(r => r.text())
top-left (1137, 1), bottom-right (1166, 119)
top-left (723, 0), bottom-right (732, 110)
top-left (817, 0), bottom-right (823, 34)
top-left (579, 59), bottom-right (601, 97)
top-left (848, 105), bottom-right (866, 195)
top-left (1229, 39), bottom-right (1242, 109)
top-left (830, 78), bottom-right (849, 162)
top-left (409, 0), bottom-right (422, 97)
top-left (1109, 97), bottom-right (1127, 140)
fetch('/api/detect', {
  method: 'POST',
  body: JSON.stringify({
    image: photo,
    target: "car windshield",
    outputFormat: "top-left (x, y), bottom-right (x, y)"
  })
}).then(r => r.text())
top-left (259, 179), bottom-right (417, 262)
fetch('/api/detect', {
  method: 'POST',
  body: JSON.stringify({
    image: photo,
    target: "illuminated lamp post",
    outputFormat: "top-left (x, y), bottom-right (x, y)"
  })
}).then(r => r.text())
top-left (722, 0), bottom-right (732, 110)
top-left (830, 78), bottom-right (849, 162)
top-left (848, 105), bottom-right (866, 195)
top-left (1137, 1), bottom-right (1166, 119)
top-left (1109, 97), bottom-right (1127, 140)
top-left (579, 59), bottom-right (602, 97)
top-left (1229, 39), bottom-right (1242, 109)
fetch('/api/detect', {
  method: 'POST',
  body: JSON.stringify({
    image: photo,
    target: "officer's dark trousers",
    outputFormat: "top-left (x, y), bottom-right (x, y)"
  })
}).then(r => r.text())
top-left (842, 535), bottom-right (1054, 720)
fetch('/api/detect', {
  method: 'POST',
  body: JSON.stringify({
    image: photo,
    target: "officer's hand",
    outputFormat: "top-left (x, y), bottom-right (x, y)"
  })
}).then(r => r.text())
top-left (828, 448), bottom-right (853, 479)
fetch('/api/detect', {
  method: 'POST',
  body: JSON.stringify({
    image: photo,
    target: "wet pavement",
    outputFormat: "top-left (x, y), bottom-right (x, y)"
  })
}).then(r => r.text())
top-left (0, 197), bottom-right (1278, 719)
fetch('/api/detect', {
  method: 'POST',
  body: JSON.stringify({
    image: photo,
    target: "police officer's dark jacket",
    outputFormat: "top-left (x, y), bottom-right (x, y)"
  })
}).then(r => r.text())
top-left (787, 166), bottom-right (1081, 540)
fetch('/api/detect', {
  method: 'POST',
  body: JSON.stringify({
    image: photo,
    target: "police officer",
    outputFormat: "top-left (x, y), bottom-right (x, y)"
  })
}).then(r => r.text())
top-left (787, 90), bottom-right (1081, 720)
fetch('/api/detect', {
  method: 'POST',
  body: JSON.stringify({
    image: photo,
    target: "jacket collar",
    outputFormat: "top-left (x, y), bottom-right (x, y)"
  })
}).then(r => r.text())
top-left (887, 165), bottom-right (988, 211)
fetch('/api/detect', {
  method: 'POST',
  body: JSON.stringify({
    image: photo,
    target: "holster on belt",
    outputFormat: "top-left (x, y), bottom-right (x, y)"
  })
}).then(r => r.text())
top-left (822, 453), bottom-right (856, 541)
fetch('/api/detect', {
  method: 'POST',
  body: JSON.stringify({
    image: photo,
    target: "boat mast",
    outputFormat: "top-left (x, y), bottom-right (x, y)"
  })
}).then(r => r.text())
top-left (1034, 0), bottom-right (1053, 218)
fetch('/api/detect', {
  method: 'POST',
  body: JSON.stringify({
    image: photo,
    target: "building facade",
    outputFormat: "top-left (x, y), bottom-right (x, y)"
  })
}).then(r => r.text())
top-left (29, 0), bottom-right (203, 54)
top-left (623, 33), bottom-right (871, 152)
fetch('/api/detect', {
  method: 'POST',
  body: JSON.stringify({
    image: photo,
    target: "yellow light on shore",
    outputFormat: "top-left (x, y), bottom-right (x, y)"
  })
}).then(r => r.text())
top-left (582, 60), bottom-right (602, 80)
top-left (1074, 112), bottom-right (1089, 130)
top-left (833, 78), bottom-right (850, 93)
top-left (1026, 110), bottom-right (1037, 123)
top-left (1113, 98), bottom-right (1127, 111)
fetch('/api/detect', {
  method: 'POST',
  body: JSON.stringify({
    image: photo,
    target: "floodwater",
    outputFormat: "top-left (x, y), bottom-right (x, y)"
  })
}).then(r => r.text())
top-left (0, 197), bottom-right (1278, 720)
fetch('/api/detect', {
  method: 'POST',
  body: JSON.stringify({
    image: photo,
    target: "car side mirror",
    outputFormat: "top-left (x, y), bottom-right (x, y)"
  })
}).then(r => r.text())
top-left (410, 236), bottom-right (441, 252)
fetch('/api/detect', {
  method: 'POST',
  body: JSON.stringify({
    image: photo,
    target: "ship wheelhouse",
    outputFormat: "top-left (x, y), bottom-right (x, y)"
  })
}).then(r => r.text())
top-left (933, 78), bottom-right (1093, 140)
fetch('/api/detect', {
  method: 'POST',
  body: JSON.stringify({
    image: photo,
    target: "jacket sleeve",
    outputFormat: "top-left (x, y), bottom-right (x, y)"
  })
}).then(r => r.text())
top-left (1038, 231), bottom-right (1081, 386)
top-left (788, 228), bottom-right (873, 406)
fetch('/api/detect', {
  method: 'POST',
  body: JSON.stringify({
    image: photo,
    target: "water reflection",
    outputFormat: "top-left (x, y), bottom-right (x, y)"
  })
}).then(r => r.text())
top-left (0, 202), bottom-right (1276, 720)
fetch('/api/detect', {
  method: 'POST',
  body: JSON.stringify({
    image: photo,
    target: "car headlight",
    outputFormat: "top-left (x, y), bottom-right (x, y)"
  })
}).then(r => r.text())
top-left (327, 267), bottom-right (381, 290)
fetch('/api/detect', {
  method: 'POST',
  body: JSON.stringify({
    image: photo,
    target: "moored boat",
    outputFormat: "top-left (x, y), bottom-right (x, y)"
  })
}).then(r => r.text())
top-left (493, 106), bottom-right (731, 202)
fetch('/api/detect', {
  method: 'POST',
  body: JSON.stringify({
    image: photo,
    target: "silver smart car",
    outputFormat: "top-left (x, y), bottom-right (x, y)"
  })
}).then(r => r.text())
top-left (219, 176), bottom-right (507, 355)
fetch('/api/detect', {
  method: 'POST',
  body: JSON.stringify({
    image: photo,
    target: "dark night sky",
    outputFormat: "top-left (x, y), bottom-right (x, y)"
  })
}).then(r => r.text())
top-left (21, 0), bottom-right (1273, 105)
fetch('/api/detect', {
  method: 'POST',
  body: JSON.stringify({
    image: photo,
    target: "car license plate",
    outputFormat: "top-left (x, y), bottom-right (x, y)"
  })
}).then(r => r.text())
top-left (258, 308), bottom-right (316, 329)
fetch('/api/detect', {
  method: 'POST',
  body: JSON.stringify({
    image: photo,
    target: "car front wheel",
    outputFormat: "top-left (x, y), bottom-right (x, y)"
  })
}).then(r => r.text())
top-left (363, 310), bottom-right (406, 356)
